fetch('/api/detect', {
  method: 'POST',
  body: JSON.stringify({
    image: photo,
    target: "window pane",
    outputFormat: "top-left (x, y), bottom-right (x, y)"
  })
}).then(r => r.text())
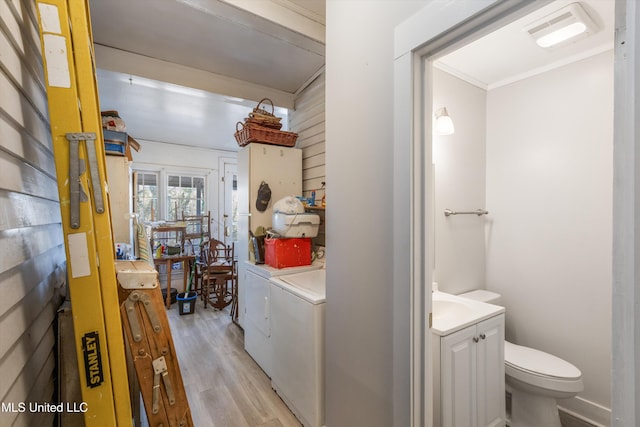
top-left (141, 174), bottom-right (157, 186)
top-left (135, 171), bottom-right (159, 223)
top-left (167, 174), bottom-right (206, 219)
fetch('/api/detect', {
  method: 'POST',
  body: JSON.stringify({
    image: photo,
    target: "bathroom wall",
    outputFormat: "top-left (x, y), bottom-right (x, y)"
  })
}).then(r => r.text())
top-left (433, 68), bottom-right (487, 295)
top-left (485, 51), bottom-right (613, 423)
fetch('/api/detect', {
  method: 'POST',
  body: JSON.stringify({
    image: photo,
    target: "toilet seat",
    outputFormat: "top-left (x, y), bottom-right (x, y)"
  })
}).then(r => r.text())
top-left (505, 341), bottom-right (583, 395)
top-left (505, 341), bottom-right (581, 379)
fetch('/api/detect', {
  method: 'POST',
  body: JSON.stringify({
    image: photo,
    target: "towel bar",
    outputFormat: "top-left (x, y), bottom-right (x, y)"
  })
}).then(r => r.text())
top-left (444, 209), bottom-right (489, 217)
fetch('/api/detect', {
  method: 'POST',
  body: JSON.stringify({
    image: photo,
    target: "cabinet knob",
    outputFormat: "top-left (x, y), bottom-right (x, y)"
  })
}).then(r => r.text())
top-left (480, 333), bottom-right (486, 340)
top-left (473, 337), bottom-right (479, 343)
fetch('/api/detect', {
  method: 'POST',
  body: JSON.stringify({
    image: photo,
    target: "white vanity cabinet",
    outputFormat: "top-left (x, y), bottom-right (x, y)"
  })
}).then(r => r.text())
top-left (433, 313), bottom-right (505, 427)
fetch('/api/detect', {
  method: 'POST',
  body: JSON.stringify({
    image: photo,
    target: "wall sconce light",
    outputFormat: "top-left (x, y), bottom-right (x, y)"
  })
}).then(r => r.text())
top-left (525, 2), bottom-right (598, 49)
top-left (434, 107), bottom-right (455, 135)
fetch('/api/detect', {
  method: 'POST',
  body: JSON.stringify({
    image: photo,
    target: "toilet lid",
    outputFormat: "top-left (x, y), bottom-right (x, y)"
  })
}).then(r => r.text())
top-left (505, 341), bottom-right (581, 380)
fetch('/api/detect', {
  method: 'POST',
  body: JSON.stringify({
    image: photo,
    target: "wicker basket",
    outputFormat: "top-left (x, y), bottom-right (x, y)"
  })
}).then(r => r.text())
top-left (235, 122), bottom-right (298, 147)
top-left (253, 98), bottom-right (276, 117)
top-left (244, 115), bottom-right (282, 130)
top-left (245, 98), bottom-right (282, 129)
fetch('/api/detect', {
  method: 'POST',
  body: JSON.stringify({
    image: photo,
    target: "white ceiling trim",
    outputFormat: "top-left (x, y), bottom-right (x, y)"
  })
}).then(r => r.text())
top-left (219, 0), bottom-right (325, 42)
top-left (433, 61), bottom-right (489, 90)
top-left (486, 43), bottom-right (613, 90)
top-left (294, 65), bottom-right (325, 96)
top-left (178, 0), bottom-right (324, 53)
top-left (435, 43), bottom-right (613, 92)
top-left (94, 44), bottom-right (296, 108)
top-left (272, 0), bottom-right (325, 25)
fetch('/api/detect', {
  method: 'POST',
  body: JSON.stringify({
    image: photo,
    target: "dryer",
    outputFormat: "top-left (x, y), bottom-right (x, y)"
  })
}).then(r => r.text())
top-left (269, 268), bottom-right (326, 427)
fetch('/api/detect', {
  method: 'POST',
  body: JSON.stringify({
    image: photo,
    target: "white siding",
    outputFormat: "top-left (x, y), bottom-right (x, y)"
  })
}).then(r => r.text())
top-left (0, 1), bottom-right (66, 426)
top-left (291, 72), bottom-right (325, 200)
top-left (290, 72), bottom-right (325, 245)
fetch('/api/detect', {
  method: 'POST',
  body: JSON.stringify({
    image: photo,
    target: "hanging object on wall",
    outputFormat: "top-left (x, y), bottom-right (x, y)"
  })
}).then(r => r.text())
top-left (256, 181), bottom-right (272, 212)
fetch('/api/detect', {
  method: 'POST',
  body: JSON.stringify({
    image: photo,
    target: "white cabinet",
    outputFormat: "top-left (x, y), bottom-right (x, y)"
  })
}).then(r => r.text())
top-left (237, 144), bottom-right (302, 328)
top-left (434, 314), bottom-right (505, 427)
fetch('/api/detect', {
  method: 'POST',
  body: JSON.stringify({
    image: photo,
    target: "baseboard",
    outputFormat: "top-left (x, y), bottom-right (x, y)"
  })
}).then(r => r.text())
top-left (558, 396), bottom-right (611, 427)
top-left (559, 410), bottom-right (597, 427)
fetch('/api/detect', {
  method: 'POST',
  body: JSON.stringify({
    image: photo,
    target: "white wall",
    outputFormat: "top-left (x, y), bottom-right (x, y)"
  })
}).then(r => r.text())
top-left (486, 51), bottom-right (613, 421)
top-left (433, 68), bottom-right (487, 296)
top-left (325, 1), bottom-right (426, 426)
top-left (132, 139), bottom-right (236, 238)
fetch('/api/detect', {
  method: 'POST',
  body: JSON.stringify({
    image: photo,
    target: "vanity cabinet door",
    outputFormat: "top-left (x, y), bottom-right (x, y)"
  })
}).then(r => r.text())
top-left (476, 314), bottom-right (505, 427)
top-left (441, 325), bottom-right (478, 427)
top-left (440, 314), bottom-right (505, 427)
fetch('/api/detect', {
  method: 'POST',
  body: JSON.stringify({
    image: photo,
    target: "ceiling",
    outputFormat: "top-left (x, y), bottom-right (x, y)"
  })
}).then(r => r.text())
top-left (90, 0), bottom-right (614, 153)
top-left (90, 0), bottom-right (325, 93)
top-left (90, 0), bottom-right (325, 152)
top-left (436, 0), bottom-right (614, 89)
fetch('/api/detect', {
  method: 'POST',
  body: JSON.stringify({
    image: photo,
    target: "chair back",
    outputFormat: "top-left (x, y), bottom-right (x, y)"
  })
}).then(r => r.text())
top-left (181, 210), bottom-right (211, 256)
top-left (200, 239), bottom-right (234, 279)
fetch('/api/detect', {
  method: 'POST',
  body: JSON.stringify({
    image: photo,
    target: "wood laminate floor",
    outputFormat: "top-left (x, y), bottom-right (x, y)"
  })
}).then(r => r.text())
top-left (163, 302), bottom-right (302, 427)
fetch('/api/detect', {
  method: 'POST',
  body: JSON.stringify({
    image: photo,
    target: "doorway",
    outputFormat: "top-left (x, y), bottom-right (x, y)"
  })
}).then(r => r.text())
top-left (221, 161), bottom-right (238, 245)
top-left (430, 1), bottom-right (614, 422)
top-left (393, 1), bottom-right (633, 426)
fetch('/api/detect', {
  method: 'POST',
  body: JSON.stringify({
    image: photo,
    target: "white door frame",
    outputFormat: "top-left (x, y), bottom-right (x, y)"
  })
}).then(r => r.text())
top-left (218, 156), bottom-right (237, 242)
top-left (222, 161), bottom-right (238, 245)
top-left (611, 1), bottom-right (640, 424)
top-left (393, 0), bottom-right (640, 425)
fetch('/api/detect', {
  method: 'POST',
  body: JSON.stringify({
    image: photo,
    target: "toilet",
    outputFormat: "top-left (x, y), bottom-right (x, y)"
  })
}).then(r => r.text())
top-left (458, 290), bottom-right (584, 427)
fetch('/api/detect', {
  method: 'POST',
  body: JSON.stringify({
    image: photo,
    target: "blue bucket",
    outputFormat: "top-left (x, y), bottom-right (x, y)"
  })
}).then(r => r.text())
top-left (177, 291), bottom-right (197, 315)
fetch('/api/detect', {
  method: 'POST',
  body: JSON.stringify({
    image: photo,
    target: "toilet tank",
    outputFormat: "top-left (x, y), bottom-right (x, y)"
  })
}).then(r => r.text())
top-left (458, 289), bottom-right (503, 306)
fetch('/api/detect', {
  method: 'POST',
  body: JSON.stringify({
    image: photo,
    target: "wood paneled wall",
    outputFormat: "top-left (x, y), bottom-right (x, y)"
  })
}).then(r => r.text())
top-left (291, 72), bottom-right (325, 201)
top-left (290, 71), bottom-right (325, 246)
top-left (0, 1), bottom-right (66, 426)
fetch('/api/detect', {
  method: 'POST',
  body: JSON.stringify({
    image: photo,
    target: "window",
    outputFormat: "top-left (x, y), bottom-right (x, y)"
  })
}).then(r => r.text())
top-left (167, 174), bottom-right (205, 220)
top-left (135, 172), bottom-right (158, 223)
top-left (134, 171), bottom-right (207, 223)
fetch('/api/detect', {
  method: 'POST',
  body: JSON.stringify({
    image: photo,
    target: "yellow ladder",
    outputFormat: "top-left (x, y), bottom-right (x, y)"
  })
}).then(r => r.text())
top-left (36, 0), bottom-right (131, 424)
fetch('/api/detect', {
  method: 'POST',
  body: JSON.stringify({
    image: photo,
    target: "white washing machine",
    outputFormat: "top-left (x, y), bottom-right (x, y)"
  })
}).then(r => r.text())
top-left (269, 268), bottom-right (326, 427)
top-left (243, 261), bottom-right (322, 377)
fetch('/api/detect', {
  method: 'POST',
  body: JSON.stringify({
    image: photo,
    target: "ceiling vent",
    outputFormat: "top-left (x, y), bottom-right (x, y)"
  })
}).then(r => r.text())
top-left (525, 2), bottom-right (598, 49)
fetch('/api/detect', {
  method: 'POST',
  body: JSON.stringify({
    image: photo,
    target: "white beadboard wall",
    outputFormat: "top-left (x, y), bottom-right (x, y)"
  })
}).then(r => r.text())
top-left (0, 1), bottom-right (66, 426)
top-left (290, 71), bottom-right (325, 245)
top-left (291, 72), bottom-right (326, 201)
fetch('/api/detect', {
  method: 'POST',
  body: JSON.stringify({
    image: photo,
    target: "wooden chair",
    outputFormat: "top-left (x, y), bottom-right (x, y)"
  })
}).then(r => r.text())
top-left (181, 211), bottom-right (211, 295)
top-left (229, 248), bottom-right (238, 321)
top-left (200, 239), bottom-right (235, 310)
